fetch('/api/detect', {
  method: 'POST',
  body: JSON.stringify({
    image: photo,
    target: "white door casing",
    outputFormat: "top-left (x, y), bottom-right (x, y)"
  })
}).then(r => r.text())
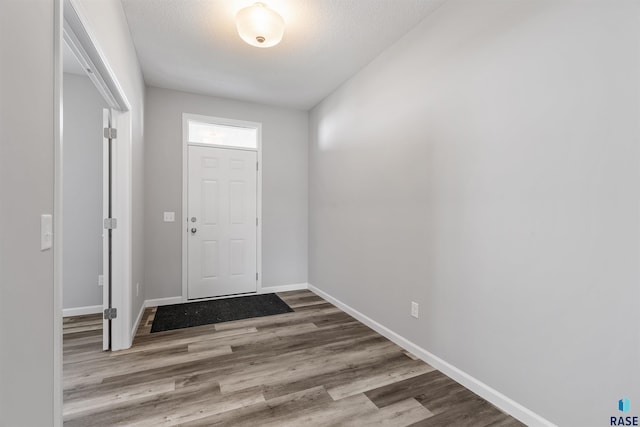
top-left (187, 145), bottom-right (258, 299)
top-left (102, 108), bottom-right (111, 351)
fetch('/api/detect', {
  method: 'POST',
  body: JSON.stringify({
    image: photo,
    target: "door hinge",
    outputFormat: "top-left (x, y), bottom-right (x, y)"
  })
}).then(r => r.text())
top-left (256, 217), bottom-right (258, 226)
top-left (104, 127), bottom-right (117, 139)
top-left (256, 161), bottom-right (259, 171)
top-left (104, 218), bottom-right (118, 229)
top-left (256, 272), bottom-right (259, 281)
top-left (103, 307), bottom-right (117, 320)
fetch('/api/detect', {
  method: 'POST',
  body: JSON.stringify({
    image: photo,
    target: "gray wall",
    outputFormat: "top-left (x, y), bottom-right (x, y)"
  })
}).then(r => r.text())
top-left (63, 73), bottom-right (106, 310)
top-left (74, 0), bottom-right (146, 328)
top-left (145, 87), bottom-right (308, 300)
top-left (0, 1), bottom-right (56, 425)
top-left (308, 1), bottom-right (640, 426)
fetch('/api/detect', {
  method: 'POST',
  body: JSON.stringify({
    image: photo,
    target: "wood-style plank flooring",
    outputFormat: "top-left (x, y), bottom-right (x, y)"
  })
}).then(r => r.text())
top-left (63, 290), bottom-right (524, 426)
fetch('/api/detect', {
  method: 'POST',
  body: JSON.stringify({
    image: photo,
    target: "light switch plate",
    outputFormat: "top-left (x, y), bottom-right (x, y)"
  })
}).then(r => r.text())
top-left (163, 212), bottom-right (175, 222)
top-left (41, 214), bottom-right (53, 251)
top-left (411, 301), bottom-right (419, 319)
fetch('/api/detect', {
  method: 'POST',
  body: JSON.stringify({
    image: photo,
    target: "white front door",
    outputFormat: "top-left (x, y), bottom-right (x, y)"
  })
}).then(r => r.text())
top-left (187, 145), bottom-right (258, 299)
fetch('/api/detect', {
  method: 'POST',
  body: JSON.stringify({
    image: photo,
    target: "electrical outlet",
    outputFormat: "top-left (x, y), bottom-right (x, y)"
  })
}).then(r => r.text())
top-left (411, 301), bottom-right (419, 318)
top-left (136, 282), bottom-right (140, 297)
top-left (98, 275), bottom-right (104, 287)
top-left (163, 212), bottom-right (175, 222)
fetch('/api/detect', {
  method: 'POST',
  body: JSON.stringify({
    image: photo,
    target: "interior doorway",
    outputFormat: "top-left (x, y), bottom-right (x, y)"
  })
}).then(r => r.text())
top-left (59, 0), bottom-right (134, 352)
top-left (55, 0), bottom-right (136, 422)
top-left (61, 43), bottom-right (109, 348)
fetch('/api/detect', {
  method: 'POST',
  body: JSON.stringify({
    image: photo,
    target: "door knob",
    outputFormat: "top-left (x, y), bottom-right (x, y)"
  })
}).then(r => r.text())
top-left (191, 228), bottom-right (197, 234)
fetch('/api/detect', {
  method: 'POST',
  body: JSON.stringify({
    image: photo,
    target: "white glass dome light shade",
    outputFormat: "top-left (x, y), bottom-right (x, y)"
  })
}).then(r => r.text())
top-left (235, 3), bottom-right (285, 48)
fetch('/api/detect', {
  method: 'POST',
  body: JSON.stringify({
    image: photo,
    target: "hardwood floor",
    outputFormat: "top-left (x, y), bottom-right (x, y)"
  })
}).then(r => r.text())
top-left (63, 290), bottom-right (524, 426)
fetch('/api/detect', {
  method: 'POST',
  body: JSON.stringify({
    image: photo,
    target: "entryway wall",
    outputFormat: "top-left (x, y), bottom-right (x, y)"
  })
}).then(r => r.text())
top-left (144, 87), bottom-right (308, 302)
top-left (308, 1), bottom-right (640, 426)
top-left (62, 72), bottom-right (107, 313)
top-left (0, 1), bottom-right (56, 424)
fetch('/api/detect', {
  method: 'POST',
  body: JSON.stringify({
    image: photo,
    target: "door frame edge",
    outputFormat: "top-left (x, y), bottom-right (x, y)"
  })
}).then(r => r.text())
top-left (53, 0), bottom-right (63, 424)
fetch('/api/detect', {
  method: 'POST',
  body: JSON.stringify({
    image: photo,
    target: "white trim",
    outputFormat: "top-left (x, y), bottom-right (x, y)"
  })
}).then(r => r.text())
top-left (307, 284), bottom-right (556, 427)
top-left (131, 301), bottom-right (146, 339)
top-left (259, 283), bottom-right (308, 294)
top-left (64, 0), bottom-right (128, 111)
top-left (182, 113), bottom-right (263, 302)
top-left (109, 108), bottom-right (133, 351)
top-left (145, 296), bottom-right (184, 308)
top-left (255, 127), bottom-right (263, 294)
top-left (182, 116), bottom-right (188, 300)
top-left (63, 305), bottom-right (103, 317)
top-left (53, 0), bottom-right (63, 425)
top-left (102, 109), bottom-right (110, 351)
top-left (63, 27), bottom-right (118, 108)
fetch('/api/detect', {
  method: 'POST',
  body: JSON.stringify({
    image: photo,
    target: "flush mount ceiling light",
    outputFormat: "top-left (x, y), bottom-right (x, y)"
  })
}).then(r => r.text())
top-left (235, 2), bottom-right (285, 48)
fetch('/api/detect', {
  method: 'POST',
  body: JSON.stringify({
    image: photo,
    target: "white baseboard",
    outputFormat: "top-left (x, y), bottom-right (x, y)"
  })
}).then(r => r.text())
top-left (307, 284), bottom-right (556, 427)
top-left (131, 301), bottom-right (146, 338)
top-left (62, 305), bottom-right (102, 317)
top-left (259, 282), bottom-right (308, 293)
top-left (144, 296), bottom-right (183, 308)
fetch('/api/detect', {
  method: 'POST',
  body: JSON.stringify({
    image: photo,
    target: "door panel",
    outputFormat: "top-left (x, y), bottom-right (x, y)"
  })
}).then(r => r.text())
top-left (188, 145), bottom-right (257, 299)
top-left (202, 180), bottom-right (219, 224)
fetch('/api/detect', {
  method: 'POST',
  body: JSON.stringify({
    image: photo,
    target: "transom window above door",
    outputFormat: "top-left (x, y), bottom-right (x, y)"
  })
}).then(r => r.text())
top-left (186, 115), bottom-right (258, 150)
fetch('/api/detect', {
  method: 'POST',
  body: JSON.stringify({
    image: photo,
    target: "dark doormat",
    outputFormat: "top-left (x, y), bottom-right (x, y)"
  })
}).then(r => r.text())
top-left (150, 293), bottom-right (293, 333)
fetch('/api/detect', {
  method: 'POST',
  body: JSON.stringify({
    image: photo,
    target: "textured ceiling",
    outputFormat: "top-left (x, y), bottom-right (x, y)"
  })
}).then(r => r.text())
top-left (121, 0), bottom-right (445, 110)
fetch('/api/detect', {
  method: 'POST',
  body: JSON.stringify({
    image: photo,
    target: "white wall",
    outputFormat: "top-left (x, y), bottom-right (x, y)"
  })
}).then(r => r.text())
top-left (0, 1), bottom-right (56, 425)
top-left (73, 0), bottom-right (146, 332)
top-left (144, 87), bottom-right (308, 300)
top-left (62, 73), bottom-right (106, 310)
top-left (309, 1), bottom-right (640, 426)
